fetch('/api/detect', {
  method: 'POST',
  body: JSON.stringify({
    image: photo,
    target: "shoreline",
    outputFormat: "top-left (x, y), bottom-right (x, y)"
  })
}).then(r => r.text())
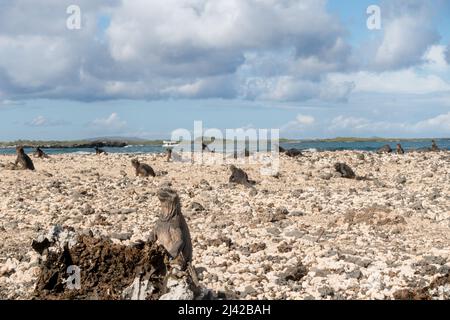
top-left (0, 139), bottom-right (449, 155)
top-left (1, 137), bottom-right (449, 149)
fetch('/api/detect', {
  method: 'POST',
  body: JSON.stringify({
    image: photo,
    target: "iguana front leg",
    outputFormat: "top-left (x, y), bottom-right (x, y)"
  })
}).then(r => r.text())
top-left (166, 238), bottom-right (183, 259)
top-left (149, 229), bottom-right (157, 242)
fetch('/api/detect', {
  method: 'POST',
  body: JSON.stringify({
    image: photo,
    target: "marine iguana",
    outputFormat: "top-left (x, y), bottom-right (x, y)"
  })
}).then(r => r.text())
top-left (151, 187), bottom-right (197, 286)
top-left (131, 159), bottom-right (156, 177)
top-left (15, 146), bottom-right (35, 170)
top-left (229, 165), bottom-right (256, 187)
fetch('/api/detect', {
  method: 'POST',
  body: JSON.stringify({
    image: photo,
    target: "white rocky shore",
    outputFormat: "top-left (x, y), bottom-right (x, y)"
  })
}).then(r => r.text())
top-left (0, 150), bottom-right (449, 300)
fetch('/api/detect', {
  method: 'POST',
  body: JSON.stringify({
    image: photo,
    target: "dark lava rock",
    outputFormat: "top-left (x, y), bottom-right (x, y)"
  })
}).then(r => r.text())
top-left (410, 201), bottom-right (423, 211)
top-left (393, 271), bottom-right (450, 300)
top-left (209, 236), bottom-right (233, 248)
top-left (284, 263), bottom-right (308, 282)
top-left (34, 235), bottom-right (172, 300)
top-left (377, 145), bottom-right (392, 154)
top-left (285, 148), bottom-right (303, 157)
top-left (277, 242), bottom-right (292, 253)
top-left (81, 204), bottom-right (95, 215)
top-left (190, 202), bottom-right (205, 212)
top-left (395, 176), bottom-right (407, 184)
top-left (438, 265), bottom-right (450, 274)
top-left (156, 170), bottom-right (168, 177)
top-left (342, 255), bottom-right (372, 268)
top-left (268, 207), bottom-right (289, 222)
top-left (31, 238), bottom-right (51, 255)
top-left (248, 242), bottom-right (266, 254)
top-left (393, 289), bottom-right (429, 300)
top-left (111, 232), bottom-right (132, 241)
top-left (312, 268), bottom-right (331, 277)
top-left (318, 286), bottom-right (334, 297)
top-left (266, 227), bottom-right (281, 235)
top-left (346, 269), bottom-right (363, 280)
top-left (275, 207), bottom-right (289, 215)
top-left (289, 211), bottom-right (305, 217)
top-left (320, 173), bottom-right (332, 180)
top-left (284, 229), bottom-right (305, 238)
top-left (423, 255), bottom-right (447, 265)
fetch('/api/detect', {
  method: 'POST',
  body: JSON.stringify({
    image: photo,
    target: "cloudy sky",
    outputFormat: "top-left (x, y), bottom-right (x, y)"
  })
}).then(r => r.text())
top-left (1, 0), bottom-right (450, 140)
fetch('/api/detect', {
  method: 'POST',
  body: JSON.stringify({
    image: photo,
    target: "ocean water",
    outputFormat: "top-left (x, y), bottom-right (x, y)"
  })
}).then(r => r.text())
top-left (0, 139), bottom-right (449, 155)
top-left (282, 139), bottom-right (450, 152)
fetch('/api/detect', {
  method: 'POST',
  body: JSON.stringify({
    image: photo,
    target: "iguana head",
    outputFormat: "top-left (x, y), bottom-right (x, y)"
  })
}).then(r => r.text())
top-left (158, 187), bottom-right (181, 221)
top-left (131, 159), bottom-right (140, 168)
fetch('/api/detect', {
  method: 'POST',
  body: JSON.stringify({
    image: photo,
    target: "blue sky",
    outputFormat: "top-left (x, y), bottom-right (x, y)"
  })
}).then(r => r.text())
top-left (1, 0), bottom-right (450, 140)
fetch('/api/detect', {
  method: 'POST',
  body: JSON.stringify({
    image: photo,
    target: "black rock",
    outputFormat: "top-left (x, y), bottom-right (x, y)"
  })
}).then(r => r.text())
top-left (377, 145), bottom-right (392, 154)
top-left (395, 176), bottom-right (407, 184)
top-left (190, 202), bottom-right (205, 212)
top-left (285, 148), bottom-right (303, 157)
top-left (318, 286), bottom-right (334, 297)
top-left (111, 232), bottom-right (132, 241)
top-left (347, 269), bottom-right (363, 279)
top-left (31, 238), bottom-right (51, 255)
top-left (284, 263), bottom-right (308, 282)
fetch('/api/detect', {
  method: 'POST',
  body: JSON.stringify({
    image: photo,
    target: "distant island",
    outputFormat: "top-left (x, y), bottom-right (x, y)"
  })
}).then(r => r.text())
top-left (0, 138), bottom-right (163, 149)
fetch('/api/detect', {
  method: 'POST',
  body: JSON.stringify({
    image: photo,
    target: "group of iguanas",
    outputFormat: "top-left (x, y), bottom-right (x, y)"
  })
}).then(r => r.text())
top-left (5, 139), bottom-right (444, 287)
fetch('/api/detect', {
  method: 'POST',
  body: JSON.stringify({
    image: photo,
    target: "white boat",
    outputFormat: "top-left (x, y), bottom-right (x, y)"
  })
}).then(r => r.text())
top-left (162, 140), bottom-right (180, 149)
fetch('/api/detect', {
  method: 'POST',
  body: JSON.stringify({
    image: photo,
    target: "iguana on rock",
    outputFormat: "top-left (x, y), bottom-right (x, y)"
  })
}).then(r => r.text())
top-left (228, 165), bottom-right (256, 188)
top-left (151, 187), bottom-right (198, 285)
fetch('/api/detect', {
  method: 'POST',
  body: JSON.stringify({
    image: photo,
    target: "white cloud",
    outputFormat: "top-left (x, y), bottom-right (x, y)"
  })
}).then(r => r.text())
top-left (161, 75), bottom-right (237, 99)
top-left (327, 70), bottom-right (450, 94)
top-left (319, 81), bottom-right (355, 102)
top-left (106, 0), bottom-right (347, 65)
top-left (26, 115), bottom-right (69, 127)
top-left (100, 0), bottom-right (353, 101)
top-left (249, 76), bottom-right (319, 101)
top-left (370, 0), bottom-right (440, 71)
top-left (328, 112), bottom-right (450, 136)
top-left (0, 0), bottom-right (118, 97)
top-left (28, 116), bottom-right (47, 127)
top-left (0, 0), bottom-right (446, 106)
top-left (373, 16), bottom-right (439, 70)
top-left (0, 35), bottom-right (72, 88)
top-left (445, 44), bottom-right (450, 64)
top-left (241, 76), bottom-right (354, 102)
top-left (423, 45), bottom-right (449, 69)
top-left (330, 116), bottom-right (370, 130)
top-left (0, 99), bottom-right (25, 106)
top-left (296, 114), bottom-right (315, 125)
top-left (90, 113), bottom-right (127, 130)
top-left (414, 112), bottom-right (450, 131)
top-left (281, 113), bottom-right (315, 132)
top-left (0, 0), bottom-right (356, 102)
